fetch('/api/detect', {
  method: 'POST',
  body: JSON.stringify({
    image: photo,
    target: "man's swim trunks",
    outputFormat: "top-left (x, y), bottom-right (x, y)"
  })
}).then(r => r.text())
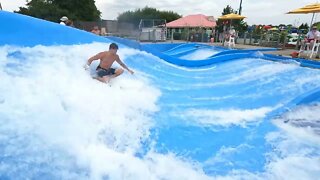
top-left (96, 66), bottom-right (116, 77)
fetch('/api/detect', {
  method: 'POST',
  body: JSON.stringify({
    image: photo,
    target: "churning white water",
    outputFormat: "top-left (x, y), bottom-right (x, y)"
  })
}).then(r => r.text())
top-left (0, 43), bottom-right (209, 179)
top-left (180, 49), bottom-right (220, 60)
top-left (0, 42), bottom-right (319, 179)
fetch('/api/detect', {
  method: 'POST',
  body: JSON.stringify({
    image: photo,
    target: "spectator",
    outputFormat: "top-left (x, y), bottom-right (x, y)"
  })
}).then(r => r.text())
top-left (60, 16), bottom-right (68, 25)
top-left (229, 26), bottom-right (236, 38)
top-left (305, 26), bottom-right (320, 43)
top-left (300, 26), bottom-right (320, 57)
top-left (65, 19), bottom-right (74, 27)
top-left (100, 27), bottom-right (107, 36)
top-left (91, 26), bottom-right (101, 35)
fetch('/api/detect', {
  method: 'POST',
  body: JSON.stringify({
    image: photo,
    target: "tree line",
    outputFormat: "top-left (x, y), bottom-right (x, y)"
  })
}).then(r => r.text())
top-left (16, 1), bottom-right (308, 35)
top-left (15, 1), bottom-right (181, 26)
top-left (117, 7), bottom-right (181, 28)
top-left (15, 0), bottom-right (101, 22)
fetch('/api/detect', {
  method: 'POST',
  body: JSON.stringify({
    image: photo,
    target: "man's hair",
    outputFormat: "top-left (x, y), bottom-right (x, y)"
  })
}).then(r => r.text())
top-left (109, 43), bottom-right (118, 50)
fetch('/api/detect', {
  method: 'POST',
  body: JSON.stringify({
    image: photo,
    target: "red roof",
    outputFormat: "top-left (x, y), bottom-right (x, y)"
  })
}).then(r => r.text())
top-left (166, 14), bottom-right (216, 28)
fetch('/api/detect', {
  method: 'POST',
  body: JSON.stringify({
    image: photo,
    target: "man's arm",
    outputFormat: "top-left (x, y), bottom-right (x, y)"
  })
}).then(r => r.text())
top-left (87, 52), bottom-right (104, 65)
top-left (115, 55), bottom-right (134, 74)
top-left (84, 52), bottom-right (103, 70)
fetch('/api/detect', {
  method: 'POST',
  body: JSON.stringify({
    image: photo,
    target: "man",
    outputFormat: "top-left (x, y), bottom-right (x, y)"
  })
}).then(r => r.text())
top-left (229, 26), bottom-right (236, 38)
top-left (306, 26), bottom-right (320, 42)
top-left (300, 26), bottom-right (320, 58)
top-left (84, 43), bottom-right (134, 83)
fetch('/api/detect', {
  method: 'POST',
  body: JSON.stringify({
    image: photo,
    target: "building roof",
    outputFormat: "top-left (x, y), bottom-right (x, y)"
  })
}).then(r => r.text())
top-left (166, 14), bottom-right (216, 28)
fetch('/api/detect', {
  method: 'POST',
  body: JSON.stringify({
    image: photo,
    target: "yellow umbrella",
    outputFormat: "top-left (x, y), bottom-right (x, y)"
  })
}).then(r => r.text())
top-left (269, 27), bottom-right (279, 31)
top-left (218, 13), bottom-right (246, 29)
top-left (287, 3), bottom-right (320, 14)
top-left (218, 13), bottom-right (246, 20)
top-left (287, 3), bottom-right (320, 30)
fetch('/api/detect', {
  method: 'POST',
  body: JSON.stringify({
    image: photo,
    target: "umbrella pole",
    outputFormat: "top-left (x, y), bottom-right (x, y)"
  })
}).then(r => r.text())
top-left (310, 13), bottom-right (315, 30)
top-left (222, 25), bottom-right (226, 46)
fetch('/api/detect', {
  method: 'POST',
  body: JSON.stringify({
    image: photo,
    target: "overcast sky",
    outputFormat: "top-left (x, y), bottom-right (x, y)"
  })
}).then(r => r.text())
top-left (1, 0), bottom-right (320, 25)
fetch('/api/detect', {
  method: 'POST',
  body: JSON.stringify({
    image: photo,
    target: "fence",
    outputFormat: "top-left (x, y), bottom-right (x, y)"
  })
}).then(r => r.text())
top-left (234, 32), bottom-right (289, 48)
top-left (73, 20), bottom-right (302, 50)
top-left (165, 30), bottom-right (301, 49)
top-left (74, 20), bottom-right (139, 38)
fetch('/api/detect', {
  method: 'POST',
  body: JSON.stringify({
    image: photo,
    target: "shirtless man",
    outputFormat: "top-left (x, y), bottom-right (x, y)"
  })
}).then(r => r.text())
top-left (84, 43), bottom-right (134, 83)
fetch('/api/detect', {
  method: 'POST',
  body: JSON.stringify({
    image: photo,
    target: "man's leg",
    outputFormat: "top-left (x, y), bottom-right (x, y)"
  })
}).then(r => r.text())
top-left (112, 68), bottom-right (124, 78)
top-left (106, 68), bottom-right (123, 81)
top-left (100, 69), bottom-right (123, 82)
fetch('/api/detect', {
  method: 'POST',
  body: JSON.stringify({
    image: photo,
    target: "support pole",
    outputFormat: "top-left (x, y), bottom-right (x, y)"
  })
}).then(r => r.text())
top-left (239, 0), bottom-right (243, 15)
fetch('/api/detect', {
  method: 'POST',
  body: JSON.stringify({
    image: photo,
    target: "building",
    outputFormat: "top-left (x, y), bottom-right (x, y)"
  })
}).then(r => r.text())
top-left (166, 14), bottom-right (217, 42)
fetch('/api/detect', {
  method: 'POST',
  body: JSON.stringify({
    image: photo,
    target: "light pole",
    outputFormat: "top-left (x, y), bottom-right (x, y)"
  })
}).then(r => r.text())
top-left (239, 0), bottom-right (243, 15)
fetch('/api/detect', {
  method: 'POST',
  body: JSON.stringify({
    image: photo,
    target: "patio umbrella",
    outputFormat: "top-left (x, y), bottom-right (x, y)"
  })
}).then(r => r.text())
top-left (287, 3), bottom-right (320, 29)
top-left (218, 13), bottom-right (246, 20)
top-left (287, 3), bottom-right (320, 14)
top-left (269, 27), bottom-right (279, 31)
top-left (264, 25), bottom-right (272, 30)
top-left (218, 13), bottom-right (246, 28)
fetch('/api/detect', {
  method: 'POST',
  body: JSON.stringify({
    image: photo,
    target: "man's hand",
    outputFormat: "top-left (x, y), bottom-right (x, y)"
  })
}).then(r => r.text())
top-left (128, 69), bottom-right (134, 74)
top-left (83, 63), bottom-right (90, 70)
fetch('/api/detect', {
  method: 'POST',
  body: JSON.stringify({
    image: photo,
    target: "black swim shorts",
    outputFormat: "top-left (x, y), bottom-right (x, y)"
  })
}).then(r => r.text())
top-left (96, 67), bottom-right (116, 77)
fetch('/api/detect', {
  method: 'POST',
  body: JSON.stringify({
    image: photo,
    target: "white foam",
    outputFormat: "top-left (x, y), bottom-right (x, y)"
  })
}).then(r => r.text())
top-left (0, 43), bottom-right (211, 179)
top-left (181, 107), bottom-right (273, 127)
top-left (226, 62), bottom-right (298, 84)
top-left (1, 42), bottom-right (320, 179)
top-left (261, 104), bottom-right (320, 180)
top-left (180, 49), bottom-right (220, 60)
top-left (183, 104), bottom-right (320, 179)
top-left (271, 104), bottom-right (320, 145)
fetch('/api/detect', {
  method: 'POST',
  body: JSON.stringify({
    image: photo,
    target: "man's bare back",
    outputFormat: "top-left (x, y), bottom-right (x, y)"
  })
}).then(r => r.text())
top-left (84, 43), bottom-right (134, 83)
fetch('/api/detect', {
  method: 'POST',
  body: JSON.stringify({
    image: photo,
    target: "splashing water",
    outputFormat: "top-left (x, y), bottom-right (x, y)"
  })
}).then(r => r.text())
top-left (180, 49), bottom-right (220, 60)
top-left (0, 42), bottom-right (320, 179)
top-left (0, 43), bottom-right (209, 179)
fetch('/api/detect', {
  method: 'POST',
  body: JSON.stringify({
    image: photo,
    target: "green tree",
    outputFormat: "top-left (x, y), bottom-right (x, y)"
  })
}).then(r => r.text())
top-left (298, 23), bottom-right (309, 30)
top-left (52, 0), bottom-right (101, 21)
top-left (222, 5), bottom-right (236, 15)
top-left (117, 6), bottom-right (181, 28)
top-left (16, 0), bottom-right (68, 22)
top-left (15, 0), bottom-right (101, 22)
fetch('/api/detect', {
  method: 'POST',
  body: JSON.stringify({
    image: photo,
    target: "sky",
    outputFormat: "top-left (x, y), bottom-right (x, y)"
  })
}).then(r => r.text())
top-left (1, 0), bottom-right (320, 26)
